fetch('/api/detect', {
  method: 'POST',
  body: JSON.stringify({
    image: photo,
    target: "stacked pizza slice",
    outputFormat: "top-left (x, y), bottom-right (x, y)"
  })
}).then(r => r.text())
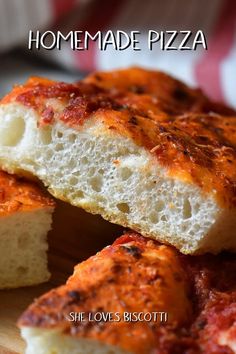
top-left (0, 68), bottom-right (236, 353)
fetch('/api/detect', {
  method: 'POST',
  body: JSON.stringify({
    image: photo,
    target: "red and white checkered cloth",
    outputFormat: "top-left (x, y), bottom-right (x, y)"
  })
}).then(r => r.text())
top-left (0, 0), bottom-right (235, 108)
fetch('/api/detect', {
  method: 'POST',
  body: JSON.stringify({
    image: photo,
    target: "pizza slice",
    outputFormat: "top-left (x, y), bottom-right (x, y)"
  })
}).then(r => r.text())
top-left (0, 170), bottom-right (54, 288)
top-left (0, 68), bottom-right (235, 254)
top-left (18, 232), bottom-right (236, 354)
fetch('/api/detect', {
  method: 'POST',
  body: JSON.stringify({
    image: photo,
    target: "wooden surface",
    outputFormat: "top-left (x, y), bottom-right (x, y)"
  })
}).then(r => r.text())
top-left (0, 200), bottom-right (123, 354)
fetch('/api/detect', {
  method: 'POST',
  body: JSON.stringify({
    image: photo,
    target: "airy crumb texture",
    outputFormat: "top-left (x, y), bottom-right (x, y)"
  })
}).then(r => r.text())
top-left (0, 171), bottom-right (54, 288)
top-left (0, 67), bottom-right (236, 254)
top-left (19, 232), bottom-right (236, 354)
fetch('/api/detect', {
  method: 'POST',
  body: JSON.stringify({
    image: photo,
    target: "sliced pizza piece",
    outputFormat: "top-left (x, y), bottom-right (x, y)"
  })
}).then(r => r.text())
top-left (0, 68), bottom-right (235, 254)
top-left (0, 170), bottom-right (54, 288)
top-left (18, 232), bottom-right (236, 354)
top-left (18, 232), bottom-right (192, 354)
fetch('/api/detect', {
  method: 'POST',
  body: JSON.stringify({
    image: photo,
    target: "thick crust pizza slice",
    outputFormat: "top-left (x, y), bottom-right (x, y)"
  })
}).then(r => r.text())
top-left (18, 232), bottom-right (236, 354)
top-left (0, 68), bottom-right (236, 254)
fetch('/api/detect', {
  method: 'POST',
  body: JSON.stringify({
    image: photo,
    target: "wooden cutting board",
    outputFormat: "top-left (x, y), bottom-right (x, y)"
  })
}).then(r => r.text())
top-left (0, 200), bottom-right (123, 354)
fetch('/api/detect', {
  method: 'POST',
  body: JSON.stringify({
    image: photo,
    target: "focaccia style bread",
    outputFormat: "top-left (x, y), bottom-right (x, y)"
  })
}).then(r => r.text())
top-left (0, 171), bottom-right (54, 288)
top-left (0, 67), bottom-right (235, 254)
top-left (18, 232), bottom-right (236, 354)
